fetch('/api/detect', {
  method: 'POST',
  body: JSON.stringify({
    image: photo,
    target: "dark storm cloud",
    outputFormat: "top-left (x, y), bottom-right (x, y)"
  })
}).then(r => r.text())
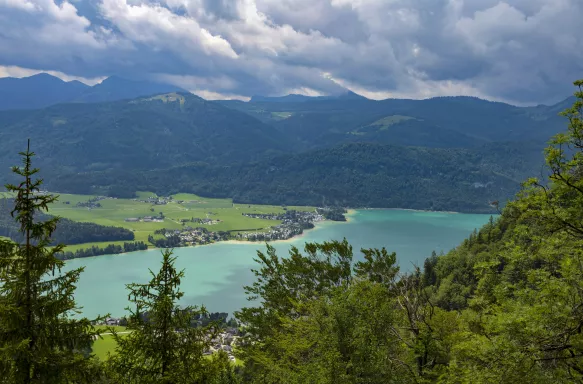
top-left (0, 0), bottom-right (581, 103)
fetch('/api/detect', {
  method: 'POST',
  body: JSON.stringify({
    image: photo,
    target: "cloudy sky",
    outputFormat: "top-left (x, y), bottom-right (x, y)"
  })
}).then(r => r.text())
top-left (0, 0), bottom-right (581, 104)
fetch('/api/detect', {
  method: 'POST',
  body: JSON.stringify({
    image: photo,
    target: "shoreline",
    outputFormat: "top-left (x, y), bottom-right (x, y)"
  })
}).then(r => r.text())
top-left (61, 207), bottom-right (484, 261)
top-left (63, 215), bottom-right (350, 261)
top-left (358, 207), bottom-right (461, 214)
top-left (213, 215), bottom-right (346, 246)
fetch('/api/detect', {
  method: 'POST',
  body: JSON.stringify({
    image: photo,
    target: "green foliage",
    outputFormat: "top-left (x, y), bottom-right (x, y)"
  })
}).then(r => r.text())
top-left (425, 80), bottom-right (583, 382)
top-left (106, 249), bottom-right (228, 383)
top-left (53, 141), bottom-right (543, 213)
top-left (236, 239), bottom-right (449, 383)
top-left (57, 241), bottom-right (148, 260)
top-left (232, 81), bottom-right (583, 383)
top-left (3, 81), bottom-right (583, 383)
top-left (0, 92), bottom-right (289, 179)
top-left (0, 142), bottom-right (102, 383)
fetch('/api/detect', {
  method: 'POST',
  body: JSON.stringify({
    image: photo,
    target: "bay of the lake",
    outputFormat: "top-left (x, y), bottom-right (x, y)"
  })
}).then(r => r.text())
top-left (64, 209), bottom-right (493, 318)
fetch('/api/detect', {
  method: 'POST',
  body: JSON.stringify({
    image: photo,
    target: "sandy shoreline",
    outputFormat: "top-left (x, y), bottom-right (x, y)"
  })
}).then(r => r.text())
top-left (222, 214), bottom-right (348, 246)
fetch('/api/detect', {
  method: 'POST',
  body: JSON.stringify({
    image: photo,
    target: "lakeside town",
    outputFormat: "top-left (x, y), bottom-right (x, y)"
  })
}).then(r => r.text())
top-left (148, 207), bottom-right (347, 248)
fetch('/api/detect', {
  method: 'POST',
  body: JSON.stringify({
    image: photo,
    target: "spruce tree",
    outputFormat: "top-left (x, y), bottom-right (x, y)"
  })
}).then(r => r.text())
top-left (0, 141), bottom-right (101, 383)
top-left (107, 249), bottom-right (228, 383)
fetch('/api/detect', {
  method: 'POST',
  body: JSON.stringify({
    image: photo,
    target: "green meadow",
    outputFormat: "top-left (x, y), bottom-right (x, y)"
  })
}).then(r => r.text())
top-left (34, 191), bottom-right (317, 252)
top-left (92, 326), bottom-right (129, 360)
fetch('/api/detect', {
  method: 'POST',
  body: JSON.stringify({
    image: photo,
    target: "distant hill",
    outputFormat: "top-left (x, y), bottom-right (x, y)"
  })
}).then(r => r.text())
top-left (218, 95), bottom-right (569, 150)
top-left (0, 74), bottom-right (186, 110)
top-left (249, 90), bottom-right (367, 103)
top-left (0, 73), bottom-right (89, 110)
top-left (0, 92), bottom-right (293, 179)
top-left (50, 141), bottom-right (545, 213)
top-left (72, 76), bottom-right (186, 103)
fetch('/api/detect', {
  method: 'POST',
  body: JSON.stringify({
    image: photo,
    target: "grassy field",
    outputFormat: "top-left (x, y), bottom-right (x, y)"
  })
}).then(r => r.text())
top-left (91, 326), bottom-right (242, 365)
top-left (92, 326), bottom-right (129, 360)
top-left (28, 191), bottom-right (318, 252)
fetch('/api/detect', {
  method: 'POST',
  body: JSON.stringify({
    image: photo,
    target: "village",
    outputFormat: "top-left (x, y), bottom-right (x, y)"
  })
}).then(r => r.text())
top-left (98, 317), bottom-right (240, 363)
top-left (242, 209), bottom-right (324, 225)
top-left (237, 222), bottom-right (313, 241)
top-left (134, 195), bottom-right (172, 205)
top-left (149, 208), bottom-right (346, 247)
top-left (150, 226), bottom-right (230, 248)
top-left (124, 215), bottom-right (165, 223)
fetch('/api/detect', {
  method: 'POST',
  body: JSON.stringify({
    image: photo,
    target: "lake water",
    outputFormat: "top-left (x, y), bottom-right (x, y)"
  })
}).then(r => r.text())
top-left (65, 209), bottom-right (493, 319)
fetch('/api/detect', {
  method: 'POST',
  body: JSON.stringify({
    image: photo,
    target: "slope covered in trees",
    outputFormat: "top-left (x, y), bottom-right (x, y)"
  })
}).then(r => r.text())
top-left (233, 80), bottom-right (583, 382)
top-left (51, 141), bottom-right (544, 213)
top-left (0, 92), bottom-right (291, 178)
top-left (218, 94), bottom-right (569, 150)
top-left (0, 73), bottom-right (89, 110)
top-left (0, 82), bottom-right (572, 212)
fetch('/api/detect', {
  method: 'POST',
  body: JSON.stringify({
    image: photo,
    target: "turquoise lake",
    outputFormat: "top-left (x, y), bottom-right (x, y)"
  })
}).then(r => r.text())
top-left (65, 209), bottom-right (493, 318)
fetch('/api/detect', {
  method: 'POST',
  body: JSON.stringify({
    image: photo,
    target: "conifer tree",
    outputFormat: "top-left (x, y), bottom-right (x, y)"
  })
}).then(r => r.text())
top-left (0, 141), bottom-right (101, 383)
top-left (107, 249), bottom-right (228, 383)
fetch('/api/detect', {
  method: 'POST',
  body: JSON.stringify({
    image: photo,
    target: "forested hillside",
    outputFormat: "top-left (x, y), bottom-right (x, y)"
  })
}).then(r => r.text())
top-left (0, 83), bottom-right (572, 212)
top-left (232, 80), bottom-right (583, 383)
top-left (0, 73), bottom-right (89, 110)
top-left (0, 92), bottom-right (291, 175)
top-left (50, 141), bottom-right (544, 212)
top-left (218, 94), bottom-right (569, 149)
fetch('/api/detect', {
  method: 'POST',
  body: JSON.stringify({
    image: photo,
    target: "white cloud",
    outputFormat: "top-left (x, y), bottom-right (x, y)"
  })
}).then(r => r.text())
top-left (191, 89), bottom-right (249, 101)
top-left (0, 65), bottom-right (105, 85)
top-left (0, 0), bottom-right (581, 104)
top-left (99, 0), bottom-right (238, 59)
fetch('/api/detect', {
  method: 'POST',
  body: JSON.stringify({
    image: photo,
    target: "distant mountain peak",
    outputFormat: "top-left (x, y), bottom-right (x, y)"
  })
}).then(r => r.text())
top-left (29, 72), bottom-right (61, 80)
top-left (249, 90), bottom-right (368, 103)
top-left (336, 90), bottom-right (367, 100)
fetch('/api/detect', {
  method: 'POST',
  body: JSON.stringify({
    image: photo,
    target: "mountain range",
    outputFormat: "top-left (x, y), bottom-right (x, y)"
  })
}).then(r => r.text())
top-left (0, 73), bottom-right (574, 212)
top-left (249, 91), bottom-right (368, 103)
top-left (0, 74), bottom-right (185, 110)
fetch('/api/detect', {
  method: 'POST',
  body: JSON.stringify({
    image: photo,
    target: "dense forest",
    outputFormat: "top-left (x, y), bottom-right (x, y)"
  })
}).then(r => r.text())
top-left (0, 198), bottom-right (135, 245)
top-left (52, 141), bottom-right (542, 213)
top-left (0, 80), bottom-right (582, 383)
top-left (0, 92), bottom-right (290, 177)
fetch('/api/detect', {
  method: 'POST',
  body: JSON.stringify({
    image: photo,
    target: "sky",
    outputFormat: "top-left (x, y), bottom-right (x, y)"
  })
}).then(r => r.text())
top-left (0, 0), bottom-right (581, 104)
